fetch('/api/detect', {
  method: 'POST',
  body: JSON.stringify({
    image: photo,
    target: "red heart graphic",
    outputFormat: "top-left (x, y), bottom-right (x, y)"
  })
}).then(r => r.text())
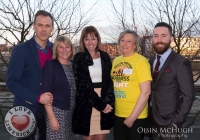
top-left (11, 115), bottom-right (30, 131)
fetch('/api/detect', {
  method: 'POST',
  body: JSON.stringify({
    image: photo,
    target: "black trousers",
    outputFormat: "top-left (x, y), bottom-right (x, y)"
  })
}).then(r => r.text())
top-left (19, 104), bottom-right (46, 140)
top-left (148, 124), bottom-right (183, 140)
top-left (147, 107), bottom-right (182, 140)
top-left (113, 115), bottom-right (146, 140)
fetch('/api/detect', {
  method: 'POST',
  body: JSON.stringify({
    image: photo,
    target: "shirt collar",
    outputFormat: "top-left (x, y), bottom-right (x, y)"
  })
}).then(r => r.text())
top-left (157, 47), bottom-right (172, 61)
top-left (34, 38), bottom-right (51, 54)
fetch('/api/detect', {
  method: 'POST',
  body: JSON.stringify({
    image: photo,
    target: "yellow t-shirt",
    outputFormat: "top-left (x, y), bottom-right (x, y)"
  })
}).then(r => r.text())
top-left (111, 53), bottom-right (152, 118)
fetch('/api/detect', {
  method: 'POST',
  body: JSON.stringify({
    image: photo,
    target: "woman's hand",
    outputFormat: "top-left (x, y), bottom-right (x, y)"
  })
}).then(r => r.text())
top-left (124, 116), bottom-right (135, 128)
top-left (103, 104), bottom-right (113, 114)
top-left (50, 117), bottom-right (60, 131)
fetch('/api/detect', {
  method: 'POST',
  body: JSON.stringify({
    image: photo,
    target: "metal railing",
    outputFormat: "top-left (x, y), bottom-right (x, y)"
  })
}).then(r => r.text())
top-left (0, 82), bottom-right (200, 127)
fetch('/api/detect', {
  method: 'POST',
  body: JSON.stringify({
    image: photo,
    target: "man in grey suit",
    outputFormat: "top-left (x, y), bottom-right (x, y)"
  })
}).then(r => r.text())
top-left (148, 22), bottom-right (195, 140)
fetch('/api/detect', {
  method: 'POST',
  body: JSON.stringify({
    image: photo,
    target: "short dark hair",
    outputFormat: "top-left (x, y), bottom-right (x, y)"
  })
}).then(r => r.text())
top-left (34, 10), bottom-right (54, 26)
top-left (154, 22), bottom-right (172, 36)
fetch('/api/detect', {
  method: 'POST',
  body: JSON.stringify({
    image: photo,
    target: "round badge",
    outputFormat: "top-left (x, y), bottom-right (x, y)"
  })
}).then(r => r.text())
top-left (4, 106), bottom-right (36, 138)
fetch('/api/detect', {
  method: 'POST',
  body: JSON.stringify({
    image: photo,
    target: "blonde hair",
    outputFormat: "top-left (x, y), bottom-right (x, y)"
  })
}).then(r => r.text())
top-left (118, 30), bottom-right (140, 52)
top-left (52, 36), bottom-right (74, 60)
top-left (79, 26), bottom-right (101, 52)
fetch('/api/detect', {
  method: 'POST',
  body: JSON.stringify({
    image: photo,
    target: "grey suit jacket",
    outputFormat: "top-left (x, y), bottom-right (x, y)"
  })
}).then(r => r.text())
top-left (149, 51), bottom-right (195, 126)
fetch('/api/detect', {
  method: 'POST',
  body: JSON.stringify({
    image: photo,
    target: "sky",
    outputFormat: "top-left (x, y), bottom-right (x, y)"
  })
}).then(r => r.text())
top-left (1, 0), bottom-right (200, 45)
top-left (1, 0), bottom-right (119, 45)
top-left (0, 0), bottom-right (144, 44)
top-left (75, 0), bottom-right (121, 43)
top-left (80, 0), bottom-right (137, 43)
top-left (71, 0), bottom-right (200, 43)
top-left (82, 0), bottom-right (147, 43)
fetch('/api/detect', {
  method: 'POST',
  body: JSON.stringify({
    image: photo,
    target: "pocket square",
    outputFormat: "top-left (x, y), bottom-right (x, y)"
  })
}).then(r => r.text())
top-left (164, 68), bottom-right (171, 73)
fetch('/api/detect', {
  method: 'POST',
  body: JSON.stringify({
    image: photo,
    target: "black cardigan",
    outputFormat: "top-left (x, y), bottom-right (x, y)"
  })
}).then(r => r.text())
top-left (72, 49), bottom-right (115, 136)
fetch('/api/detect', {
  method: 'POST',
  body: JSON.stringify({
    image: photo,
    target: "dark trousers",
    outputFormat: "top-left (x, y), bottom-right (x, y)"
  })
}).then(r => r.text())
top-left (113, 115), bottom-right (146, 140)
top-left (148, 124), bottom-right (182, 140)
top-left (147, 107), bottom-right (182, 140)
top-left (19, 104), bottom-right (46, 140)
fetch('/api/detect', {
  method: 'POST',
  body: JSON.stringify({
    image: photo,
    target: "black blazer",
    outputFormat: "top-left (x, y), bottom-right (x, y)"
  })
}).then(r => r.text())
top-left (72, 49), bottom-right (114, 136)
top-left (149, 51), bottom-right (195, 126)
top-left (42, 59), bottom-right (71, 110)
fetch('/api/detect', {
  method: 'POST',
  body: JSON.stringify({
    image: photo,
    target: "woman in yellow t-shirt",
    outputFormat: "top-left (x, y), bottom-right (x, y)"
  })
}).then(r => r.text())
top-left (111, 30), bottom-right (152, 140)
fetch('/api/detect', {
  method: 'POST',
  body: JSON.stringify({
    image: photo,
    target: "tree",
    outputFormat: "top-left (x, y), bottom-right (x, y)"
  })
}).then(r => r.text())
top-left (141, 0), bottom-right (200, 82)
top-left (103, 0), bottom-right (155, 56)
top-left (106, 0), bottom-right (200, 82)
top-left (102, 0), bottom-right (138, 42)
top-left (0, 0), bottom-right (97, 45)
top-left (0, 0), bottom-right (98, 82)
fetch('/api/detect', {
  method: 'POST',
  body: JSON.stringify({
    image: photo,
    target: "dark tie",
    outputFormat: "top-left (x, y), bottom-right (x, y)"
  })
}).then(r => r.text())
top-left (153, 55), bottom-right (161, 82)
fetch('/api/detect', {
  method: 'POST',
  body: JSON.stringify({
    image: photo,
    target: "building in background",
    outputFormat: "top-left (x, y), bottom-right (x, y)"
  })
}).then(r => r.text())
top-left (140, 36), bottom-right (200, 60)
top-left (0, 39), bottom-right (8, 51)
top-left (140, 36), bottom-right (153, 58)
top-left (101, 43), bottom-right (121, 60)
top-left (73, 43), bottom-right (121, 60)
top-left (73, 36), bottom-right (200, 61)
top-left (171, 37), bottom-right (200, 60)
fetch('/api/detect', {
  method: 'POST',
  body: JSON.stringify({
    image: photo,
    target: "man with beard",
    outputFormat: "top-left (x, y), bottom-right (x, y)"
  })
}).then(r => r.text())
top-left (147, 22), bottom-right (195, 140)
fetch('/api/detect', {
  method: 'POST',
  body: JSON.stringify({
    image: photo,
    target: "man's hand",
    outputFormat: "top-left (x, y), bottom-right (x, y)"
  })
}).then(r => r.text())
top-left (39, 92), bottom-right (53, 105)
top-left (172, 123), bottom-right (177, 128)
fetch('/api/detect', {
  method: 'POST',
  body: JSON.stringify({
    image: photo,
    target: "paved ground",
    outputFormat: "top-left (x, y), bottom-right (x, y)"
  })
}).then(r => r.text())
top-left (0, 92), bottom-right (200, 140)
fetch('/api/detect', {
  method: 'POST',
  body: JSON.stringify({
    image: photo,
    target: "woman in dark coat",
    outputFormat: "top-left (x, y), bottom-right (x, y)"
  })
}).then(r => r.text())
top-left (72, 26), bottom-right (114, 140)
top-left (42, 36), bottom-right (77, 140)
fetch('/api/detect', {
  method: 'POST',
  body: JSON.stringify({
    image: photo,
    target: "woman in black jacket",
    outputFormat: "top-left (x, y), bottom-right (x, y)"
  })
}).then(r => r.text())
top-left (72, 26), bottom-right (114, 140)
top-left (42, 36), bottom-right (77, 140)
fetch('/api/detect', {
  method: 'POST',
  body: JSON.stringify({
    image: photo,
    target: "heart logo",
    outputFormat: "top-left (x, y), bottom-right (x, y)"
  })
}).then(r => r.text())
top-left (11, 115), bottom-right (30, 131)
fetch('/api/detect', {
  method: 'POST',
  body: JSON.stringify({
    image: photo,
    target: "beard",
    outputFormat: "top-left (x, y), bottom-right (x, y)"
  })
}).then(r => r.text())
top-left (152, 41), bottom-right (171, 54)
